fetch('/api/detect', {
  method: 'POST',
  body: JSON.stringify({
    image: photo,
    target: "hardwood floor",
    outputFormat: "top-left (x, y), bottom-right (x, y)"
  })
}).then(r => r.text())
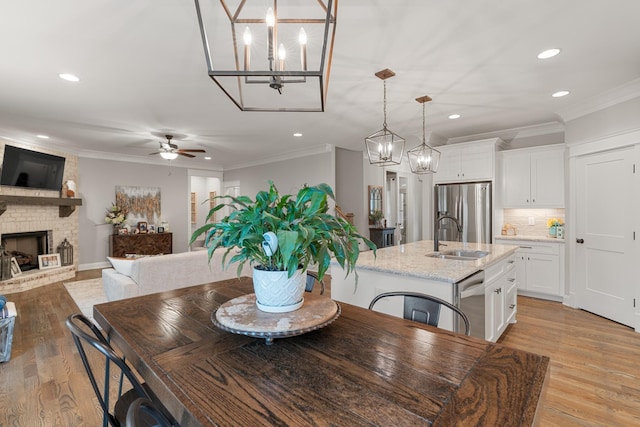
top-left (1, 273), bottom-right (640, 426)
top-left (498, 296), bottom-right (640, 426)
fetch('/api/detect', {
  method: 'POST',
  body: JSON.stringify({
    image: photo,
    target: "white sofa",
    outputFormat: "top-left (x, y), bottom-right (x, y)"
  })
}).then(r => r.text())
top-left (102, 250), bottom-right (248, 301)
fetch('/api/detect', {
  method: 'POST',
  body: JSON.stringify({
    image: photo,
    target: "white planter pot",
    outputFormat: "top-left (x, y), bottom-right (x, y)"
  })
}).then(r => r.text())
top-left (252, 268), bottom-right (306, 313)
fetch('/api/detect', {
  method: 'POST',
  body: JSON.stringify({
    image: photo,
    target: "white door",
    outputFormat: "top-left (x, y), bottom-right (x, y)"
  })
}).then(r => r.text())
top-left (575, 147), bottom-right (635, 326)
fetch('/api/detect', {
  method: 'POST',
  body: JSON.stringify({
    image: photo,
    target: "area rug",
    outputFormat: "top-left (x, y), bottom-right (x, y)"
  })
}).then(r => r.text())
top-left (64, 278), bottom-right (108, 323)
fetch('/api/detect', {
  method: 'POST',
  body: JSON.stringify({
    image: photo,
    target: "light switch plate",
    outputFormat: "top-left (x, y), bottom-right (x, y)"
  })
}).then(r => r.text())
top-left (528, 216), bottom-right (535, 226)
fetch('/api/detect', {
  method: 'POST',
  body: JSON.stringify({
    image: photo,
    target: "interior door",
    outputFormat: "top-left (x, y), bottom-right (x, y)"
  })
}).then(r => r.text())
top-left (575, 147), bottom-right (634, 326)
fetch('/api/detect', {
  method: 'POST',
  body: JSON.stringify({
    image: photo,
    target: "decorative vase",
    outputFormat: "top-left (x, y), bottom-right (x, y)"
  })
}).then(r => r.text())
top-left (548, 225), bottom-right (557, 237)
top-left (252, 268), bottom-right (306, 313)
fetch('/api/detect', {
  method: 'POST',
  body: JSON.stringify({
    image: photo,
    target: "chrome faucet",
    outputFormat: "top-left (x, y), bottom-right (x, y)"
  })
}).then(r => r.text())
top-left (434, 215), bottom-right (463, 252)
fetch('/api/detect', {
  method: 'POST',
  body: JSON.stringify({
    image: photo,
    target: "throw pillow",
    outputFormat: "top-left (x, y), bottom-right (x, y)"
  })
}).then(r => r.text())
top-left (107, 257), bottom-right (135, 277)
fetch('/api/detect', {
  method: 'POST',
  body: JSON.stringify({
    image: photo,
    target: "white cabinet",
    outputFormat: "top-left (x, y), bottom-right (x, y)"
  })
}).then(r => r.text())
top-left (500, 145), bottom-right (565, 208)
top-left (496, 239), bottom-right (565, 300)
top-left (434, 138), bottom-right (501, 183)
top-left (484, 253), bottom-right (517, 342)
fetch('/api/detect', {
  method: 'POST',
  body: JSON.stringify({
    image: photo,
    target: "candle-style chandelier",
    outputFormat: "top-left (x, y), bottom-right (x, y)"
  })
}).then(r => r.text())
top-left (193, 0), bottom-right (337, 112)
top-left (407, 95), bottom-right (440, 174)
top-left (364, 69), bottom-right (406, 167)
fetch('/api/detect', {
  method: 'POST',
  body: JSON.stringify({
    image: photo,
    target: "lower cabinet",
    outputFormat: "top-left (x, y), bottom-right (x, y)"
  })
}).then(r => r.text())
top-left (496, 239), bottom-right (565, 300)
top-left (369, 227), bottom-right (395, 248)
top-left (484, 253), bottom-right (517, 342)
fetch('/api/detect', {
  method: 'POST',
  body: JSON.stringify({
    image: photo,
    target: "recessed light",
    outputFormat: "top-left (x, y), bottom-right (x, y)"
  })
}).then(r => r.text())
top-left (204, 156), bottom-right (212, 160)
top-left (448, 114), bottom-right (461, 120)
top-left (36, 134), bottom-right (50, 139)
top-left (293, 133), bottom-right (303, 137)
top-left (59, 73), bottom-right (80, 82)
top-left (552, 90), bottom-right (570, 98)
top-left (537, 48), bottom-right (560, 59)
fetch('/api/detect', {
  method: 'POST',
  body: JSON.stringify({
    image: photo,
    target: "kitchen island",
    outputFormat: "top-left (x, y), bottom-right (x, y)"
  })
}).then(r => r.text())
top-left (331, 240), bottom-right (519, 341)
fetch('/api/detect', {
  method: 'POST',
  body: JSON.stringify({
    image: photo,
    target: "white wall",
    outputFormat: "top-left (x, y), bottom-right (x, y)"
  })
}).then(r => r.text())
top-left (222, 151), bottom-right (334, 200)
top-left (78, 158), bottom-right (191, 269)
top-left (335, 147), bottom-right (365, 233)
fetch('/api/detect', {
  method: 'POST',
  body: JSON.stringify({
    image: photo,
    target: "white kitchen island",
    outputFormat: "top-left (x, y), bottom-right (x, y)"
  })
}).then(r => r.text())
top-left (331, 240), bottom-right (518, 341)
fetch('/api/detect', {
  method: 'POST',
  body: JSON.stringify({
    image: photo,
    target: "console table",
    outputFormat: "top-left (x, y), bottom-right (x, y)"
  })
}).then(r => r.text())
top-left (369, 227), bottom-right (395, 248)
top-left (109, 233), bottom-right (172, 257)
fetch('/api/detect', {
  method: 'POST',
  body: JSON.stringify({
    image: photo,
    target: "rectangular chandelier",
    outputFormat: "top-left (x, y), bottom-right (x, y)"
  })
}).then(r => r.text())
top-left (194, 0), bottom-right (338, 112)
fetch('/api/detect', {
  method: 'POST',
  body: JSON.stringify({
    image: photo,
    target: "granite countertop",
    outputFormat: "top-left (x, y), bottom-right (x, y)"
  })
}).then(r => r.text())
top-left (335, 240), bottom-right (518, 284)
top-left (494, 235), bottom-right (565, 243)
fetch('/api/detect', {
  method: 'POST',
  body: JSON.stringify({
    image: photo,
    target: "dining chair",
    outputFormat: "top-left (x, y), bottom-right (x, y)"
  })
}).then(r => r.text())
top-left (368, 291), bottom-right (471, 336)
top-left (305, 271), bottom-right (325, 295)
top-left (66, 313), bottom-right (176, 427)
top-left (125, 397), bottom-right (174, 427)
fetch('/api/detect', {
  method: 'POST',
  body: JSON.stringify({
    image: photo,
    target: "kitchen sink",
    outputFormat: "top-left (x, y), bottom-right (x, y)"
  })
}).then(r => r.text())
top-left (426, 250), bottom-right (489, 261)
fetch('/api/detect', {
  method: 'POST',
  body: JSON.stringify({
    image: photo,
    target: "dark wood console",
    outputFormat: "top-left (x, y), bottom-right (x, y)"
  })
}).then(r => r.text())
top-left (369, 227), bottom-right (395, 248)
top-left (109, 233), bottom-right (172, 257)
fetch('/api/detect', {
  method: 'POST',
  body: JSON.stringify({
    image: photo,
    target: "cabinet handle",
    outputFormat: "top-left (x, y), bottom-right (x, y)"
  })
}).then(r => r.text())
top-left (532, 199), bottom-right (535, 203)
top-left (510, 304), bottom-right (516, 309)
top-left (576, 238), bottom-right (585, 244)
top-left (508, 278), bottom-right (516, 282)
top-left (519, 246), bottom-right (533, 249)
top-left (508, 260), bottom-right (515, 264)
top-left (494, 288), bottom-right (502, 294)
top-left (526, 199), bottom-right (529, 203)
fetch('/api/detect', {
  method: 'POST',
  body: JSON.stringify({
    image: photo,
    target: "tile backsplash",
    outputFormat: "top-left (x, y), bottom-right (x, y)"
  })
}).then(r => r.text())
top-left (501, 208), bottom-right (565, 237)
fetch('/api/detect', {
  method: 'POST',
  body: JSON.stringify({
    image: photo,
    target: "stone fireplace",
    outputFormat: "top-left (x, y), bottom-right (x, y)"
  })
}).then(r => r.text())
top-left (0, 141), bottom-right (79, 293)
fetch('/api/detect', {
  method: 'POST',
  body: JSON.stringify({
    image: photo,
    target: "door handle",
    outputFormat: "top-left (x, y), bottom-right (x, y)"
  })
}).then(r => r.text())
top-left (576, 238), bottom-right (585, 244)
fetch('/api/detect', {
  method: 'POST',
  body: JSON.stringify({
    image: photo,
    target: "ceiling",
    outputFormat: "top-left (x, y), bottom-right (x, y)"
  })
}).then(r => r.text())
top-left (1, 1), bottom-right (639, 171)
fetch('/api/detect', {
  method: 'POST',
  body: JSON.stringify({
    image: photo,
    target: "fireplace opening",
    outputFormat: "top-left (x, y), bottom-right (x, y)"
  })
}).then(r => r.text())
top-left (2, 231), bottom-right (52, 272)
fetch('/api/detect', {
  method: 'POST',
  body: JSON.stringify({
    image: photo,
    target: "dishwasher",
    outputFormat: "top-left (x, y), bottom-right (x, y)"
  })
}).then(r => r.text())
top-left (455, 270), bottom-right (485, 339)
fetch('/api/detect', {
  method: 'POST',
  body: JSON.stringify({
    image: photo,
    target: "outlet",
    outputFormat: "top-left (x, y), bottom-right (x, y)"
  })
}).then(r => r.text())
top-left (528, 217), bottom-right (535, 226)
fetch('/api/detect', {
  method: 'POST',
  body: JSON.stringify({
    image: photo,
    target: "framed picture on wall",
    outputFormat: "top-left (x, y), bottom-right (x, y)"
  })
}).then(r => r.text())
top-left (38, 253), bottom-right (61, 270)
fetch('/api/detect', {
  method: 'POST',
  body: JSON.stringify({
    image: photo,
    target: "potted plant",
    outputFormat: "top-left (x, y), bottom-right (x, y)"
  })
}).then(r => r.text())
top-left (369, 209), bottom-right (384, 228)
top-left (105, 204), bottom-right (127, 234)
top-left (190, 181), bottom-right (376, 312)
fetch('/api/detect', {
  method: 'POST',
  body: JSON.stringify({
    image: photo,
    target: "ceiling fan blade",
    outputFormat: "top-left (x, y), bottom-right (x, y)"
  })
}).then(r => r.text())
top-left (177, 149), bottom-right (206, 153)
top-left (178, 152), bottom-right (196, 158)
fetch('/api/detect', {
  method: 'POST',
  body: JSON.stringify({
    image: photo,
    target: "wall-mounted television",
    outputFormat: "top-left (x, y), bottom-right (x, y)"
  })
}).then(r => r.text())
top-left (0, 145), bottom-right (66, 191)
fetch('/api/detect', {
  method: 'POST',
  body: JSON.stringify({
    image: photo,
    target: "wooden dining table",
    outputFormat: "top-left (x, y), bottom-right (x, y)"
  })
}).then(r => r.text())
top-left (93, 277), bottom-right (549, 427)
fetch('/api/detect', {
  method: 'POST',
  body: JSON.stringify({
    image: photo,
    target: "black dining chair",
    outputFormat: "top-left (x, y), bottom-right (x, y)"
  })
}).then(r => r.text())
top-left (368, 291), bottom-right (471, 336)
top-left (66, 313), bottom-right (176, 427)
top-left (125, 397), bottom-right (174, 427)
top-left (305, 271), bottom-right (325, 295)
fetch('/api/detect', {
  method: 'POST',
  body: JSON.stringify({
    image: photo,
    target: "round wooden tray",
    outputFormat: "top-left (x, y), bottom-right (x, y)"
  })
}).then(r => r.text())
top-left (212, 293), bottom-right (340, 345)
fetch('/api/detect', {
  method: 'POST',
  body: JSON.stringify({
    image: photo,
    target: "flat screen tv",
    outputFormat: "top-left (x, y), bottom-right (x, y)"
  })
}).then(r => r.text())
top-left (0, 145), bottom-right (66, 191)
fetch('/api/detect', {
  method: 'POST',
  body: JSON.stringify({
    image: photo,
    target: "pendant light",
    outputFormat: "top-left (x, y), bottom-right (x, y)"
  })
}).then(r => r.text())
top-left (365, 69), bottom-right (405, 166)
top-left (407, 95), bottom-right (440, 174)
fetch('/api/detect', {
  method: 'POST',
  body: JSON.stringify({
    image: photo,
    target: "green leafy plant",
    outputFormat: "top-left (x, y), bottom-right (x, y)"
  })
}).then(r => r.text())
top-left (369, 209), bottom-right (383, 224)
top-left (190, 181), bottom-right (376, 281)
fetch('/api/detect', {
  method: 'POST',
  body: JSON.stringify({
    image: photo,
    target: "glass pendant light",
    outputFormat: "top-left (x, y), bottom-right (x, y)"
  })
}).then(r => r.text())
top-left (407, 95), bottom-right (440, 174)
top-left (365, 69), bottom-right (405, 167)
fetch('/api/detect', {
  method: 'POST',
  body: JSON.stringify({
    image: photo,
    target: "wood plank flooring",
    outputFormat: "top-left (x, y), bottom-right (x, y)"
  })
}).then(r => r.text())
top-left (1, 273), bottom-right (640, 426)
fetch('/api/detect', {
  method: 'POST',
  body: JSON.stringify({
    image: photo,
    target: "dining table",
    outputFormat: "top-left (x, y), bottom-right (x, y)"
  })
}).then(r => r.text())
top-left (93, 277), bottom-right (550, 427)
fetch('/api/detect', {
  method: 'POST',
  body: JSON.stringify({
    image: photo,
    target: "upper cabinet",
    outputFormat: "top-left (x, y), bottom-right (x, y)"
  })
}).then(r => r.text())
top-left (434, 138), bottom-right (502, 184)
top-left (499, 145), bottom-right (565, 208)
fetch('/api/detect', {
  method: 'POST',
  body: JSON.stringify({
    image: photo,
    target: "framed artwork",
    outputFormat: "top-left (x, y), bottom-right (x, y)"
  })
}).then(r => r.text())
top-left (115, 186), bottom-right (161, 225)
top-left (38, 253), bottom-right (61, 270)
top-left (157, 226), bottom-right (165, 233)
top-left (138, 221), bottom-right (148, 233)
top-left (10, 257), bottom-right (22, 277)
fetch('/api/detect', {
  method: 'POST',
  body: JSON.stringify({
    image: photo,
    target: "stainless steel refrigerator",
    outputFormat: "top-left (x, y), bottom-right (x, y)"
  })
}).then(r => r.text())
top-left (434, 182), bottom-right (492, 243)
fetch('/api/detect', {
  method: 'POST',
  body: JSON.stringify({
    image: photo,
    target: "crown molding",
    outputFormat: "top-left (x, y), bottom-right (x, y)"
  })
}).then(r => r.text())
top-left (557, 77), bottom-right (640, 122)
top-left (224, 144), bottom-right (333, 171)
top-left (446, 121), bottom-right (564, 145)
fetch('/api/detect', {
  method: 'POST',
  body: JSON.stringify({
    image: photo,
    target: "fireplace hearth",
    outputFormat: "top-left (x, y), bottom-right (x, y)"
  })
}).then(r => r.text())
top-left (1, 230), bottom-right (52, 272)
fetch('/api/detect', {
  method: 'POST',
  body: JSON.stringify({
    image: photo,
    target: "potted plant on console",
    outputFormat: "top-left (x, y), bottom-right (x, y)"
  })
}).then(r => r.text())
top-left (190, 181), bottom-right (376, 313)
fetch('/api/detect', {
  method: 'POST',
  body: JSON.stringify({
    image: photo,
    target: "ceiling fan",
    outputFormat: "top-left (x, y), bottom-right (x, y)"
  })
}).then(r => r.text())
top-left (149, 135), bottom-right (206, 160)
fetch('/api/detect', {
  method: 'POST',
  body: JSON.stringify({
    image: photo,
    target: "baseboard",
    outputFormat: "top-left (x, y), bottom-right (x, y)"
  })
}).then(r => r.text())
top-left (79, 261), bottom-right (110, 271)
